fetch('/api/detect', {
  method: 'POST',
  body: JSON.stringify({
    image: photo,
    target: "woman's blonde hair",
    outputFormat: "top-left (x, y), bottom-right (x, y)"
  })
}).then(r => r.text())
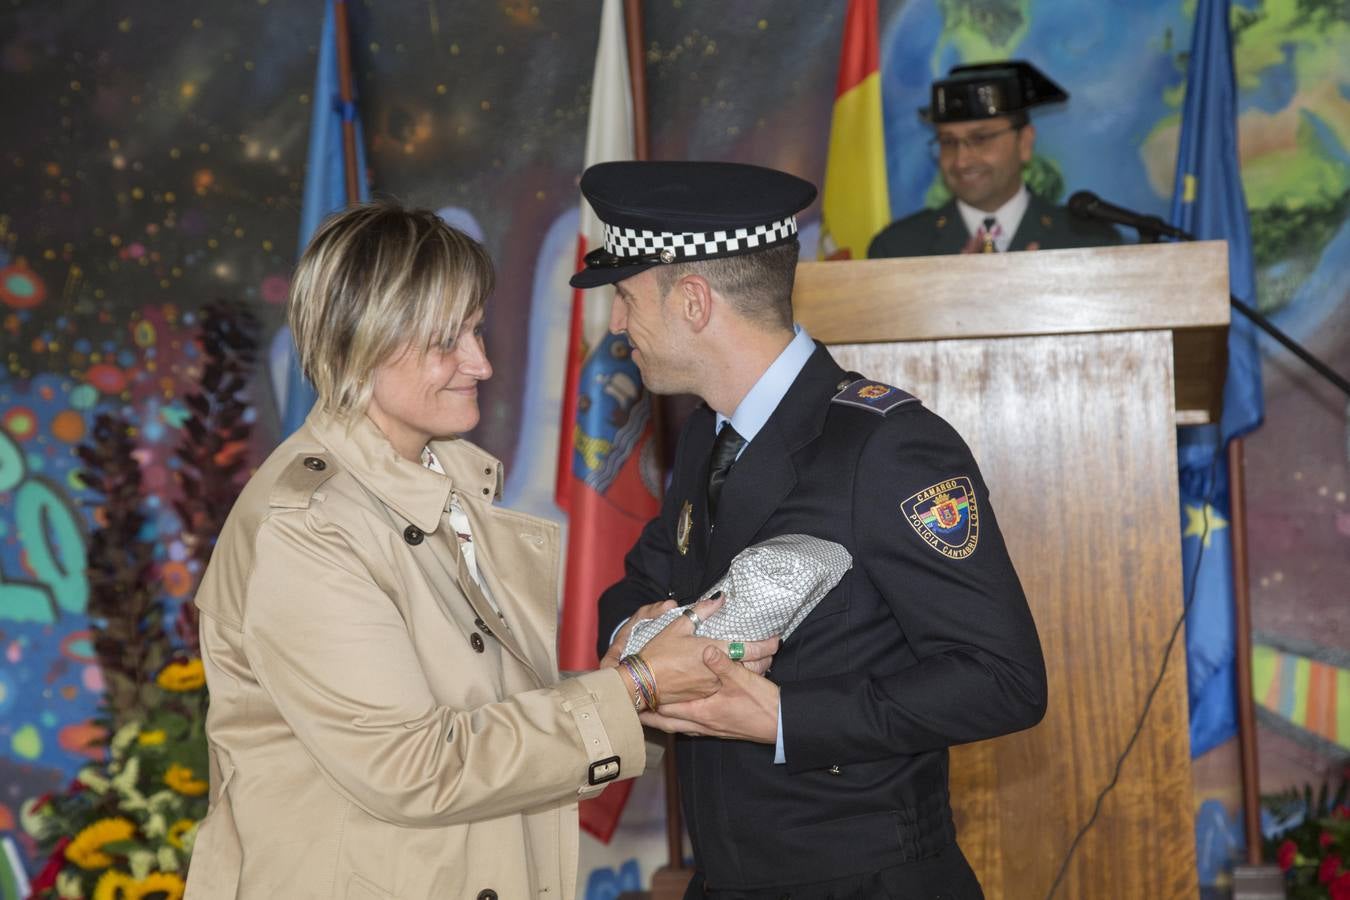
top-left (287, 201), bottom-right (493, 416)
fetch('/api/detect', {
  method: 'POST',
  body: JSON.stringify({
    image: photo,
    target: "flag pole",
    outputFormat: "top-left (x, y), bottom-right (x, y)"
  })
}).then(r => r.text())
top-left (623, 0), bottom-right (649, 161)
top-left (1228, 437), bottom-right (1263, 864)
top-left (620, 0), bottom-right (687, 880)
top-left (333, 0), bottom-right (361, 205)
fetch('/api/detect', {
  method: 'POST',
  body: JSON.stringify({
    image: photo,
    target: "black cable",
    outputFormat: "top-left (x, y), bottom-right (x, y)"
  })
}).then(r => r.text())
top-left (1043, 454), bottom-right (1220, 899)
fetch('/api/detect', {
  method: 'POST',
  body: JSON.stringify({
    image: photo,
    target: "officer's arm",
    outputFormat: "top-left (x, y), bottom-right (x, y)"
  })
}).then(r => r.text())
top-left (593, 419), bottom-right (698, 658)
top-left (781, 412), bottom-right (1047, 772)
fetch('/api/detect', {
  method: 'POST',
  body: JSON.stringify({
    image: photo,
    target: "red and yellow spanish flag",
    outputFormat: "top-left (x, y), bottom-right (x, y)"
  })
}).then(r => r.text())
top-left (819, 0), bottom-right (890, 260)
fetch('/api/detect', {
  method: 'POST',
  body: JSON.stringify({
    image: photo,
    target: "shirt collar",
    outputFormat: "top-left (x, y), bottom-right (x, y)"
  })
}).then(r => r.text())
top-left (956, 183), bottom-right (1029, 251)
top-left (714, 325), bottom-right (816, 449)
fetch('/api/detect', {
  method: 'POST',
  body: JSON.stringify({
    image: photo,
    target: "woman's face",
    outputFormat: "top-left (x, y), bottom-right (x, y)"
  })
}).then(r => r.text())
top-left (366, 307), bottom-right (492, 461)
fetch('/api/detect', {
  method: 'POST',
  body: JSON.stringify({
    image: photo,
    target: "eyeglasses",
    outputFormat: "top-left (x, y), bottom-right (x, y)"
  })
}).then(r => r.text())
top-left (928, 125), bottom-right (1021, 159)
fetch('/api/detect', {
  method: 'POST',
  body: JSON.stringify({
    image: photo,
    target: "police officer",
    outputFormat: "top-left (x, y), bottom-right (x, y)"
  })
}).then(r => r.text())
top-left (575, 161), bottom-right (1047, 899)
top-left (868, 60), bottom-right (1121, 258)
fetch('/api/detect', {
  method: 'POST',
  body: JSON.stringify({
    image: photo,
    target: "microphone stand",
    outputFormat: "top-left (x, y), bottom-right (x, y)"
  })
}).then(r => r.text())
top-left (1130, 220), bottom-right (1350, 399)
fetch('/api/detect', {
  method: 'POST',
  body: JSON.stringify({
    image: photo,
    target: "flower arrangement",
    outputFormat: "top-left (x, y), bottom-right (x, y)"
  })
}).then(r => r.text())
top-left (21, 660), bottom-right (210, 900)
top-left (19, 303), bottom-right (260, 899)
top-left (1265, 778), bottom-right (1350, 900)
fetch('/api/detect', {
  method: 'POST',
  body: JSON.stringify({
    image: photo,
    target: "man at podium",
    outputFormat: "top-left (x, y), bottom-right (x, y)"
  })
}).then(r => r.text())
top-left (868, 60), bottom-right (1121, 258)
top-left (575, 160), bottom-right (1047, 899)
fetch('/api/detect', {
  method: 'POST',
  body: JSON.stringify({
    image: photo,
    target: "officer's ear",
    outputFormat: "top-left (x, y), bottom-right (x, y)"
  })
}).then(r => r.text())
top-left (677, 274), bottom-right (714, 333)
top-left (1017, 122), bottom-right (1036, 164)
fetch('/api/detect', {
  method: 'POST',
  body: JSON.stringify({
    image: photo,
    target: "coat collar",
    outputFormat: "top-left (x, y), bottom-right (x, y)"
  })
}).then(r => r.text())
top-left (305, 410), bottom-right (502, 535)
top-left (702, 344), bottom-right (846, 582)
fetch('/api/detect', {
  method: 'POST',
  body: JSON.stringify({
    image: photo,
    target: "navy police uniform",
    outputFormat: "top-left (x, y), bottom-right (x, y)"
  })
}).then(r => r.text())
top-left (573, 161), bottom-right (1047, 898)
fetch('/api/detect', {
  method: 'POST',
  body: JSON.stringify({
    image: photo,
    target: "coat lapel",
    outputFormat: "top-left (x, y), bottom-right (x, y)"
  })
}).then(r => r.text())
top-left (930, 200), bottom-right (968, 255)
top-left (1009, 192), bottom-right (1054, 251)
top-left (700, 347), bottom-right (845, 585)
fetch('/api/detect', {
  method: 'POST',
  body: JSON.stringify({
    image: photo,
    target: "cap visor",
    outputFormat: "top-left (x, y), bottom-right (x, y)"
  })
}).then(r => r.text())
top-left (568, 261), bottom-right (658, 289)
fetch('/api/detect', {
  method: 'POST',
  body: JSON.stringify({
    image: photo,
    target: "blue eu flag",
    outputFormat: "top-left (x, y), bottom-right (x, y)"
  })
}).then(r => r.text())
top-left (276, 0), bottom-right (371, 437)
top-left (1169, 0), bottom-right (1264, 758)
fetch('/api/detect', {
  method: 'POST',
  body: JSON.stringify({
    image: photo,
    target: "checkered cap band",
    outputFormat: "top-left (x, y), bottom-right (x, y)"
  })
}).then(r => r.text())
top-left (603, 216), bottom-right (798, 261)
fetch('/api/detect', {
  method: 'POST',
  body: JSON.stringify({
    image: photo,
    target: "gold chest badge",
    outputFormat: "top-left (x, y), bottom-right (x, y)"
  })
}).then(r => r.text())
top-left (676, 500), bottom-right (693, 556)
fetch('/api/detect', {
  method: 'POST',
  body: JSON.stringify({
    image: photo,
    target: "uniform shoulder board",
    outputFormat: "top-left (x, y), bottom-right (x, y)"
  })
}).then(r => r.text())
top-left (831, 379), bottom-right (921, 416)
top-left (269, 453), bottom-right (338, 509)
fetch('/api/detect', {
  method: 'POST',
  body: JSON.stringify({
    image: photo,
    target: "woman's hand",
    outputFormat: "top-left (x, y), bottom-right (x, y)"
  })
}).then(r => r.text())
top-left (599, 597), bottom-right (678, 669)
top-left (637, 594), bottom-right (779, 706)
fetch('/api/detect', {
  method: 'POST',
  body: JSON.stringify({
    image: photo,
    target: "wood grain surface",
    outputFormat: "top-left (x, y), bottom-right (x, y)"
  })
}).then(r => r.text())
top-left (794, 241), bottom-right (1230, 424)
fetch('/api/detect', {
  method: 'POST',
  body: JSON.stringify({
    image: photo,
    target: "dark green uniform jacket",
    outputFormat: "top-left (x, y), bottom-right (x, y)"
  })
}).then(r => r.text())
top-left (867, 191), bottom-right (1122, 258)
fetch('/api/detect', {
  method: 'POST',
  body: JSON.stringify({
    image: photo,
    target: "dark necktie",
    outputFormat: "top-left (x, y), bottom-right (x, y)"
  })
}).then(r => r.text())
top-left (980, 216), bottom-right (999, 253)
top-left (706, 423), bottom-right (747, 523)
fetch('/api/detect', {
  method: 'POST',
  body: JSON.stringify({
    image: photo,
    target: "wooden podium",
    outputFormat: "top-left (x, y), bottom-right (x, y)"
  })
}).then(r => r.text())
top-left (790, 241), bottom-right (1229, 899)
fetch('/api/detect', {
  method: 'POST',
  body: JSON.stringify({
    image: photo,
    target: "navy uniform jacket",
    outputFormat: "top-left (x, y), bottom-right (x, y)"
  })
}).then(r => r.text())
top-left (596, 344), bottom-right (1047, 891)
top-left (867, 192), bottom-right (1121, 258)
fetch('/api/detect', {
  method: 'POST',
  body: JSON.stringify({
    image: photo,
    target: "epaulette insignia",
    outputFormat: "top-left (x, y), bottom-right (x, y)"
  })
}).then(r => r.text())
top-left (1041, 214), bottom-right (1053, 228)
top-left (902, 476), bottom-right (979, 559)
top-left (831, 379), bottom-right (920, 415)
top-left (935, 215), bottom-right (948, 229)
top-left (269, 453), bottom-right (337, 509)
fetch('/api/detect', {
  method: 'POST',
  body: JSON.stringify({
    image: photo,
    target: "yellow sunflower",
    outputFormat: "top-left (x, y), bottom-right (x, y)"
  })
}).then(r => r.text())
top-left (128, 872), bottom-right (186, 900)
top-left (92, 869), bottom-right (135, 900)
top-left (137, 729), bottom-right (167, 747)
top-left (165, 818), bottom-right (196, 850)
top-left (65, 817), bottom-right (136, 870)
top-left (163, 763), bottom-right (208, 796)
top-left (155, 659), bottom-right (205, 692)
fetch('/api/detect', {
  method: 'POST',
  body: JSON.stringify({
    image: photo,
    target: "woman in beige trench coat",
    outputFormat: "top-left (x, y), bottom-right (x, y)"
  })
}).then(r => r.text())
top-left (183, 202), bottom-right (772, 900)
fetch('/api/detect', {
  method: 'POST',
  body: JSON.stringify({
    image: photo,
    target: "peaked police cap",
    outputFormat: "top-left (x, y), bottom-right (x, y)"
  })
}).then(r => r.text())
top-left (571, 161), bottom-right (817, 289)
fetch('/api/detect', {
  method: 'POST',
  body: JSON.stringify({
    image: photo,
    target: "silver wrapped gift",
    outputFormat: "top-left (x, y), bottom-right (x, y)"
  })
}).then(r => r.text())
top-left (622, 534), bottom-right (853, 656)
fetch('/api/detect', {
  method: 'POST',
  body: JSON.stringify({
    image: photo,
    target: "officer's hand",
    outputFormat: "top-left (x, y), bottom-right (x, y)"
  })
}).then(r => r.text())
top-left (640, 646), bottom-right (780, 744)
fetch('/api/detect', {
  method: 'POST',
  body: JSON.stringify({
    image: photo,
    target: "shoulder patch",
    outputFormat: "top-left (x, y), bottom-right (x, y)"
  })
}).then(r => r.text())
top-left (901, 476), bottom-right (979, 559)
top-left (269, 453), bottom-right (338, 509)
top-left (831, 379), bottom-right (920, 416)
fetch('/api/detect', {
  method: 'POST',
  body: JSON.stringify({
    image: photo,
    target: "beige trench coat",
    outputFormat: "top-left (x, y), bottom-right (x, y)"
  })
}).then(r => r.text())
top-left (183, 411), bottom-right (645, 900)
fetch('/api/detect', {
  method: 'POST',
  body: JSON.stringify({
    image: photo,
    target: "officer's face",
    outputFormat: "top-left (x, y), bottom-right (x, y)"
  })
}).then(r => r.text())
top-left (935, 116), bottom-right (1035, 212)
top-left (365, 307), bottom-right (493, 461)
top-left (609, 270), bottom-right (694, 395)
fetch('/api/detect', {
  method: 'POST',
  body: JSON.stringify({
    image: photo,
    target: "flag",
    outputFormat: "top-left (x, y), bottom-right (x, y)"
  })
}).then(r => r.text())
top-left (818, 0), bottom-right (889, 260)
top-left (1169, 0), bottom-right (1264, 758)
top-left (275, 0), bottom-right (371, 436)
top-left (557, 0), bottom-right (659, 843)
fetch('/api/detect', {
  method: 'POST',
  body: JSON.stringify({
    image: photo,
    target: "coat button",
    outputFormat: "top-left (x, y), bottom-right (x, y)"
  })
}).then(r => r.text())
top-left (470, 632), bottom-right (485, 653)
top-left (828, 765), bottom-right (842, 776)
top-left (403, 525), bottom-right (424, 545)
top-left (302, 456), bottom-right (326, 471)
top-left (835, 379), bottom-right (851, 391)
top-left (474, 616), bottom-right (494, 637)
top-left (481, 486), bottom-right (491, 496)
top-left (476, 891), bottom-right (498, 900)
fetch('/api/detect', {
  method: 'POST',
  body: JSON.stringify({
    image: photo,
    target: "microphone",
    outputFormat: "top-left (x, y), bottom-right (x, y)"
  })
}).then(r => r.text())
top-left (1066, 191), bottom-right (1190, 241)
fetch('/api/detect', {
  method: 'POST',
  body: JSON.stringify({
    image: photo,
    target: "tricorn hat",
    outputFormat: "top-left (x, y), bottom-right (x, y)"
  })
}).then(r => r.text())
top-left (571, 161), bottom-right (817, 289)
top-left (921, 60), bottom-right (1068, 123)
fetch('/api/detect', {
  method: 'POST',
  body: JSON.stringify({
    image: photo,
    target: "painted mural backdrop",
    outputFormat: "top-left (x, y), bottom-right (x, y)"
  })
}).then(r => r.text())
top-left (1, 0), bottom-right (1346, 893)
